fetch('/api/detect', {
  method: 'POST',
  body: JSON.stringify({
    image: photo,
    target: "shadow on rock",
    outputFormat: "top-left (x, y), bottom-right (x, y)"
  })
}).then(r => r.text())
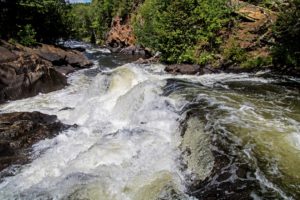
top-left (0, 112), bottom-right (73, 176)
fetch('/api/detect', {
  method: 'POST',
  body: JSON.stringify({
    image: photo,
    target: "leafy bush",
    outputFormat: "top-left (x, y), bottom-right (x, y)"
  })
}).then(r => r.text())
top-left (133, 0), bottom-right (231, 64)
top-left (17, 24), bottom-right (37, 46)
top-left (197, 51), bottom-right (215, 65)
top-left (223, 42), bottom-right (247, 63)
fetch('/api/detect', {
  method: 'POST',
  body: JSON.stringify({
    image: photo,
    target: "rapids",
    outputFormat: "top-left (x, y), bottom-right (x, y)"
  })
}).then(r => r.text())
top-left (0, 42), bottom-right (299, 199)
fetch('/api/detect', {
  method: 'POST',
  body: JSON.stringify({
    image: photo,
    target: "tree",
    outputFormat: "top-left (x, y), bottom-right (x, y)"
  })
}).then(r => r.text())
top-left (273, 0), bottom-right (300, 69)
top-left (17, 0), bottom-right (73, 42)
top-left (0, 0), bottom-right (73, 43)
top-left (133, 0), bottom-right (231, 63)
top-left (0, 0), bottom-right (17, 39)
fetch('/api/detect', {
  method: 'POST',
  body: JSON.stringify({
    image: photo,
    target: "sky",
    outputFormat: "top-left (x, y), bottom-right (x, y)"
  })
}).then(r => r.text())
top-left (69, 0), bottom-right (91, 3)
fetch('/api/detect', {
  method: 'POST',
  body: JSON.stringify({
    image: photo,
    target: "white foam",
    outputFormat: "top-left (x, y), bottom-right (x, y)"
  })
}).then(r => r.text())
top-left (0, 64), bottom-right (188, 200)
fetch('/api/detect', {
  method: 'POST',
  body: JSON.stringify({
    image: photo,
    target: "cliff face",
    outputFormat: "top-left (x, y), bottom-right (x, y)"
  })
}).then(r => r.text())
top-left (106, 16), bottom-right (136, 49)
top-left (105, 16), bottom-right (150, 56)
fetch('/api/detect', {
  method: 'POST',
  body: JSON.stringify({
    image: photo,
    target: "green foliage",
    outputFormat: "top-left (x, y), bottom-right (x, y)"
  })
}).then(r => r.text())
top-left (8, 38), bottom-right (18, 45)
top-left (272, 0), bottom-right (300, 69)
top-left (197, 51), bottom-right (215, 65)
top-left (241, 56), bottom-right (272, 68)
top-left (17, 0), bottom-right (73, 42)
top-left (133, 0), bottom-right (231, 64)
top-left (224, 43), bottom-right (247, 63)
top-left (0, 0), bottom-right (73, 43)
top-left (70, 4), bottom-right (94, 41)
top-left (69, 0), bottom-right (141, 43)
top-left (17, 24), bottom-right (37, 46)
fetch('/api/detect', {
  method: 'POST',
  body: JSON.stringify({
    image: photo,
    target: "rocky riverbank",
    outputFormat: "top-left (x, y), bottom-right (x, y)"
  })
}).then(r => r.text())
top-left (0, 41), bottom-right (91, 175)
top-left (0, 40), bottom-right (92, 103)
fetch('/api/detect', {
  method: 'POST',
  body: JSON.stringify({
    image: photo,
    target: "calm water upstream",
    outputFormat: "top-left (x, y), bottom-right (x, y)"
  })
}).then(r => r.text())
top-left (0, 42), bottom-right (299, 199)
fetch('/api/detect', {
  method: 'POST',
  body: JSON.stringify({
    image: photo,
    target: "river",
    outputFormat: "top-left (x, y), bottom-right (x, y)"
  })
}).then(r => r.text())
top-left (0, 42), bottom-right (299, 199)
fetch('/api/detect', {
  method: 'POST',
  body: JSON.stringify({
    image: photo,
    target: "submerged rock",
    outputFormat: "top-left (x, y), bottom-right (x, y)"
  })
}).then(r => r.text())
top-left (182, 111), bottom-right (263, 199)
top-left (0, 112), bottom-right (71, 173)
top-left (181, 117), bottom-right (214, 183)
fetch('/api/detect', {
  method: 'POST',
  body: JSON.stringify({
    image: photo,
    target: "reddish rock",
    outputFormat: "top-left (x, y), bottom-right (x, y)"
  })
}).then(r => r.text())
top-left (106, 16), bottom-right (136, 48)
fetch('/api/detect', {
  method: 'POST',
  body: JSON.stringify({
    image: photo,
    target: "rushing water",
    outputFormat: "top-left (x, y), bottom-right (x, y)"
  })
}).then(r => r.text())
top-left (0, 42), bottom-right (299, 199)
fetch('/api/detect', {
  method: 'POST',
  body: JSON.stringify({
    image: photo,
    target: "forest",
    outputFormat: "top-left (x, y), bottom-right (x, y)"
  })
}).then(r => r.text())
top-left (0, 0), bottom-right (299, 71)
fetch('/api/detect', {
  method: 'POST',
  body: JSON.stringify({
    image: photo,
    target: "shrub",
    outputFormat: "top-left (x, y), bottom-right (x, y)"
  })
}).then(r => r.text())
top-left (17, 24), bottom-right (37, 46)
top-left (224, 43), bottom-right (247, 63)
top-left (241, 56), bottom-right (273, 68)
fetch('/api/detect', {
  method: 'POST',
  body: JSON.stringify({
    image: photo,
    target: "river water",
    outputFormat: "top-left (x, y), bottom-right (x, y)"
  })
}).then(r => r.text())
top-left (0, 43), bottom-right (299, 199)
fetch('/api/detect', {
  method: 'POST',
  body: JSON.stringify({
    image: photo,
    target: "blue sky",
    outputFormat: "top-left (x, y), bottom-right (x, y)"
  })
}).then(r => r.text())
top-left (69, 0), bottom-right (91, 3)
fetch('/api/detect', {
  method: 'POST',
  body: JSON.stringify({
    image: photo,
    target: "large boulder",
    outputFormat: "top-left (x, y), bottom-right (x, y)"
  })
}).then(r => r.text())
top-left (0, 40), bottom-right (93, 103)
top-left (0, 112), bottom-right (71, 173)
top-left (0, 46), bottom-right (67, 103)
top-left (0, 46), bottom-right (18, 63)
top-left (29, 44), bottom-right (93, 68)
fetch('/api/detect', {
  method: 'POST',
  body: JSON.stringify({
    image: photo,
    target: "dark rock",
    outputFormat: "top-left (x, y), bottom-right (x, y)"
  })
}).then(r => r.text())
top-left (0, 41), bottom-right (94, 103)
top-left (72, 47), bottom-right (86, 52)
top-left (165, 64), bottom-right (202, 75)
top-left (203, 65), bottom-right (222, 74)
top-left (59, 107), bottom-right (74, 111)
top-left (0, 49), bottom-right (67, 103)
top-left (30, 44), bottom-right (93, 68)
top-left (0, 112), bottom-right (71, 172)
top-left (65, 50), bottom-right (93, 68)
top-left (0, 46), bottom-right (18, 63)
top-left (135, 57), bottom-right (160, 65)
top-left (55, 65), bottom-right (76, 75)
top-left (120, 45), bottom-right (150, 56)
